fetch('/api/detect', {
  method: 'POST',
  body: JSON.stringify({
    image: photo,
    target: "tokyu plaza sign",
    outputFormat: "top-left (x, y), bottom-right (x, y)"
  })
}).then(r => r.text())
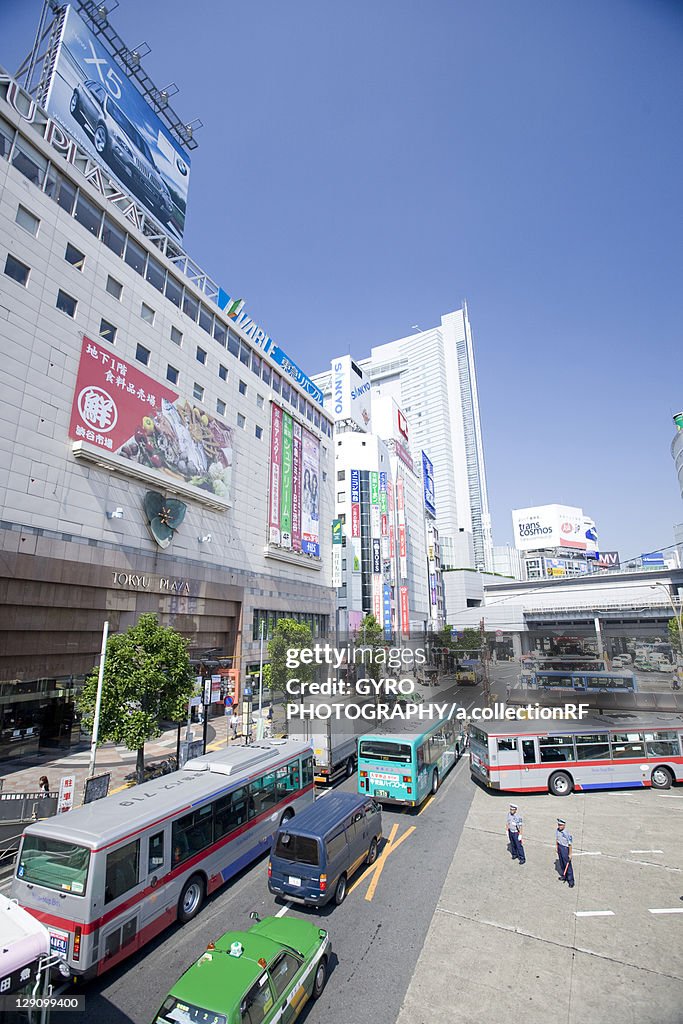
top-left (111, 572), bottom-right (195, 594)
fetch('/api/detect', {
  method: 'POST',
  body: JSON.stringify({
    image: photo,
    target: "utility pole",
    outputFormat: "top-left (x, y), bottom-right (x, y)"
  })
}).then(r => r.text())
top-left (480, 617), bottom-right (492, 706)
top-left (87, 620), bottom-right (109, 779)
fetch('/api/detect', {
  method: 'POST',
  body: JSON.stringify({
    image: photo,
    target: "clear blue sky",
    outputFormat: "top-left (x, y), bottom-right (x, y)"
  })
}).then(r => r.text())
top-left (2, 0), bottom-right (682, 561)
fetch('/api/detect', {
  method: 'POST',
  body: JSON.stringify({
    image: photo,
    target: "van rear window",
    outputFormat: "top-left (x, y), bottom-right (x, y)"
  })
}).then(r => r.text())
top-left (274, 833), bottom-right (320, 865)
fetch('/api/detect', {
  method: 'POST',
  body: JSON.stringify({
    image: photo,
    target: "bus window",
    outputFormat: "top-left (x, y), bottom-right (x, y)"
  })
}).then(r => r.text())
top-left (417, 745), bottom-right (425, 771)
top-left (539, 736), bottom-right (575, 762)
top-left (521, 739), bottom-right (536, 764)
top-left (17, 836), bottom-right (90, 895)
top-left (251, 772), bottom-right (278, 814)
top-left (610, 733), bottom-right (645, 758)
top-left (148, 831), bottom-right (164, 872)
top-left (359, 740), bottom-right (411, 763)
top-left (575, 734), bottom-right (610, 760)
top-left (644, 732), bottom-right (680, 757)
top-left (302, 755), bottom-right (314, 786)
top-left (214, 786), bottom-right (249, 840)
top-left (172, 806), bottom-right (213, 862)
top-left (497, 739), bottom-right (517, 753)
top-left (105, 840), bottom-right (140, 904)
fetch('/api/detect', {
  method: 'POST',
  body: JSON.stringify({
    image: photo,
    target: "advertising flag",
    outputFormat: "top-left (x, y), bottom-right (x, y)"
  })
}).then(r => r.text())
top-left (400, 586), bottom-right (410, 636)
top-left (269, 405), bottom-right (282, 544)
top-left (280, 412), bottom-right (293, 549)
top-left (301, 429), bottom-right (320, 556)
top-left (291, 421), bottom-right (302, 552)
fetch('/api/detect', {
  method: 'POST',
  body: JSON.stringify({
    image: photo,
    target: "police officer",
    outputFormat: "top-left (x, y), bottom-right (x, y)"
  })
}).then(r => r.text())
top-left (506, 803), bottom-right (525, 864)
top-left (555, 818), bottom-right (574, 887)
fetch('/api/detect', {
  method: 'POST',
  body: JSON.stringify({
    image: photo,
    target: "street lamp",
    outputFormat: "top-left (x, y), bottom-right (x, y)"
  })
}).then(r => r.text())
top-left (649, 583), bottom-right (683, 667)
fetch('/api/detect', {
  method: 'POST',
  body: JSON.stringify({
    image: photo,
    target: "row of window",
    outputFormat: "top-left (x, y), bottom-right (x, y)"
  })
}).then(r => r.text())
top-left (252, 609), bottom-right (330, 642)
top-left (495, 730), bottom-right (682, 763)
top-left (0, 115), bottom-right (333, 438)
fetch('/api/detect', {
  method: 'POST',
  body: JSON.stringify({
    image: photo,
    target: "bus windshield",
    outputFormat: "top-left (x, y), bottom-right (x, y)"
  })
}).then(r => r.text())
top-left (359, 740), bottom-right (412, 763)
top-left (18, 835), bottom-right (90, 896)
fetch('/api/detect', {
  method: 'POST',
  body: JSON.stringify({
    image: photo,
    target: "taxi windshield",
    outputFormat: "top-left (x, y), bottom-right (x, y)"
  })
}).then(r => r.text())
top-left (155, 996), bottom-right (227, 1024)
top-left (18, 835), bottom-right (90, 896)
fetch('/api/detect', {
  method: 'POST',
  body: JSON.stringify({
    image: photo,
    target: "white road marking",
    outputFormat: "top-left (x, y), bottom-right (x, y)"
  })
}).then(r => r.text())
top-left (630, 850), bottom-right (663, 854)
top-left (655, 794), bottom-right (683, 798)
top-left (573, 851), bottom-right (602, 857)
top-left (275, 901), bottom-right (292, 917)
top-left (648, 908), bottom-right (683, 915)
top-left (574, 910), bottom-right (615, 917)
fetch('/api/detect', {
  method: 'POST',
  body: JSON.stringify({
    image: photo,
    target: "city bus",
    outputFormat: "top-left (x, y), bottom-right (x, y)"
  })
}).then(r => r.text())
top-left (11, 739), bottom-right (314, 982)
top-left (529, 670), bottom-right (638, 693)
top-left (0, 893), bottom-right (53, 1024)
top-left (469, 713), bottom-right (683, 796)
top-left (357, 714), bottom-right (465, 807)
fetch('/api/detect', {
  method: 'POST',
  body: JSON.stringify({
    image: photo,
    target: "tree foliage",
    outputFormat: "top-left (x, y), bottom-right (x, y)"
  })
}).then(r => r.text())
top-left (78, 614), bottom-right (194, 783)
top-left (356, 614), bottom-right (385, 683)
top-left (267, 618), bottom-right (314, 694)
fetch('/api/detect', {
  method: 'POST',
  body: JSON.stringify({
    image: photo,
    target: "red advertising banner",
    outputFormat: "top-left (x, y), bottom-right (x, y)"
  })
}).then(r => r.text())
top-left (389, 525), bottom-right (395, 558)
top-left (291, 421), bottom-right (302, 552)
top-left (381, 513), bottom-right (388, 536)
top-left (351, 502), bottom-right (360, 537)
top-left (400, 586), bottom-right (410, 635)
top-left (399, 524), bottom-right (407, 558)
top-left (397, 477), bottom-right (405, 515)
top-left (373, 576), bottom-right (382, 621)
top-left (269, 404), bottom-right (282, 544)
top-left (68, 337), bottom-right (233, 500)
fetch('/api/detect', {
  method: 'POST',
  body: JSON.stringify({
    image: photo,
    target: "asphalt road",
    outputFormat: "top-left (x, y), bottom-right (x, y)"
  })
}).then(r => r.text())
top-left (63, 683), bottom-right (488, 1024)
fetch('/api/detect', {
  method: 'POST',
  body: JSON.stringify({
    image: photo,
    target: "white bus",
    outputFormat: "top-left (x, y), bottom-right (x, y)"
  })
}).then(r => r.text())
top-left (469, 713), bottom-right (683, 796)
top-left (0, 893), bottom-right (52, 1023)
top-left (11, 739), bottom-right (314, 982)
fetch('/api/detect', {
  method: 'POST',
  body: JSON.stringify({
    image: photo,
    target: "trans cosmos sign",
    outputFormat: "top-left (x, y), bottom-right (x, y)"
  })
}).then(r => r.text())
top-left (45, 5), bottom-right (191, 239)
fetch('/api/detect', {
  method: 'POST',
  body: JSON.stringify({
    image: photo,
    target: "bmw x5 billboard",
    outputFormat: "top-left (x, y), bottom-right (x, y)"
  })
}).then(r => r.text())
top-left (45, 5), bottom-right (191, 239)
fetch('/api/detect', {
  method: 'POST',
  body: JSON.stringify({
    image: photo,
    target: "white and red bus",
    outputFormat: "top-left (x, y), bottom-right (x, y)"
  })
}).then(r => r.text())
top-left (469, 713), bottom-right (683, 796)
top-left (11, 739), bottom-right (314, 982)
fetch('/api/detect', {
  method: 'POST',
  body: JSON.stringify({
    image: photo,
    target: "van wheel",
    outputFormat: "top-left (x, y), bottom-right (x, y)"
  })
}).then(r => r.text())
top-left (178, 874), bottom-right (205, 923)
top-left (312, 955), bottom-right (328, 998)
top-left (548, 771), bottom-right (573, 797)
top-left (334, 874), bottom-right (347, 905)
top-left (651, 766), bottom-right (672, 790)
top-left (280, 808), bottom-right (294, 825)
top-left (345, 757), bottom-right (355, 778)
top-left (431, 769), bottom-right (440, 795)
top-left (366, 838), bottom-right (378, 865)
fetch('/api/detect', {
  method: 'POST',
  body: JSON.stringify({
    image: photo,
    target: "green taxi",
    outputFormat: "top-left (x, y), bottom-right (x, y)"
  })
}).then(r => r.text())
top-left (151, 914), bottom-right (330, 1024)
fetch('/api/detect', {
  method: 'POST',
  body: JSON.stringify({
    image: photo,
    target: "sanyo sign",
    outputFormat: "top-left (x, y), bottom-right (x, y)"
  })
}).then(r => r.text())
top-left (330, 355), bottom-right (372, 432)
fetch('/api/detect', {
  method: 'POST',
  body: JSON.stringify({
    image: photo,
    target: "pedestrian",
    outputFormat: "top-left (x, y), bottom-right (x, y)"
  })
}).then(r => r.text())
top-left (556, 818), bottom-right (574, 888)
top-left (506, 802), bottom-right (525, 864)
top-left (38, 775), bottom-right (49, 797)
top-left (231, 710), bottom-right (240, 740)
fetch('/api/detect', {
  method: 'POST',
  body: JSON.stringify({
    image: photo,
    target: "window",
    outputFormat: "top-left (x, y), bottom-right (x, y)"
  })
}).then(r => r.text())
top-left (140, 302), bottom-right (155, 325)
top-left (199, 304), bottom-right (213, 334)
top-left (99, 318), bottom-right (117, 344)
top-left (251, 351), bottom-right (261, 375)
top-left (261, 363), bottom-right (271, 386)
top-left (216, 398), bottom-right (226, 416)
top-left (610, 732), bottom-right (645, 759)
top-left (269, 952), bottom-right (302, 998)
top-left (255, 425), bottom-right (263, 440)
top-left (12, 137), bottom-right (47, 186)
top-left (237, 412), bottom-right (246, 429)
top-left (102, 216), bottom-right (125, 256)
top-left (337, 470), bottom-right (346, 481)
top-left (49, 172), bottom-right (77, 215)
top-left (227, 331), bottom-right (240, 358)
top-left (145, 255), bottom-right (166, 292)
top-left (193, 382), bottom-right (204, 402)
top-left (250, 772), bottom-right (278, 813)
top-left (64, 242), bottom-right (85, 270)
top-left (497, 739), bottom-right (517, 753)
top-left (0, 115), bottom-right (14, 158)
top-left (104, 840), bottom-right (140, 904)
top-left (213, 320), bottom-right (227, 346)
top-left (214, 787), bottom-right (250, 839)
top-left (538, 736), bottom-right (575, 762)
top-left (272, 372), bottom-right (281, 394)
top-left (219, 364), bottom-right (228, 381)
top-left (74, 192), bottom-right (102, 236)
top-left (124, 237), bottom-right (146, 275)
top-left (644, 731), bottom-right (680, 757)
top-left (239, 379), bottom-right (247, 396)
top-left (148, 831), bottom-right (164, 873)
top-left (182, 291), bottom-right (199, 321)
top-left (170, 325), bottom-right (183, 346)
top-left (166, 364), bottom-right (179, 384)
top-left (325, 830), bottom-right (347, 861)
top-left (274, 833), bottom-right (320, 866)
top-left (239, 342), bottom-right (251, 366)
top-left (106, 274), bottom-right (123, 300)
top-left (136, 343), bottom-right (150, 366)
top-left (16, 205), bottom-right (39, 235)
top-left (256, 394), bottom-right (264, 409)
top-left (575, 734), bottom-right (610, 760)
top-left (172, 805), bottom-right (213, 864)
top-left (337, 492), bottom-right (346, 502)
top-left (17, 836), bottom-right (90, 896)
top-left (281, 380), bottom-right (291, 403)
top-left (196, 346), bottom-right (207, 365)
top-left (56, 289), bottom-right (77, 317)
top-left (164, 274), bottom-right (183, 308)
top-left (4, 253), bottom-right (29, 286)
top-left (241, 975), bottom-right (275, 1024)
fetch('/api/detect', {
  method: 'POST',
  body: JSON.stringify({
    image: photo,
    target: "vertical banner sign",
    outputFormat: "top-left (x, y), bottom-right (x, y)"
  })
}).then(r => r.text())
top-left (397, 477), bottom-right (408, 579)
top-left (383, 584), bottom-right (392, 639)
top-left (372, 538), bottom-right (381, 574)
top-left (291, 421), bottom-right (302, 552)
top-left (373, 576), bottom-right (382, 622)
top-left (351, 468), bottom-right (360, 538)
top-left (280, 412), bottom-right (293, 549)
top-left (302, 429), bottom-right (320, 556)
top-left (379, 472), bottom-right (388, 512)
top-left (371, 472), bottom-right (379, 507)
top-left (350, 469), bottom-right (360, 503)
top-left (352, 503), bottom-right (361, 537)
top-left (269, 405), bottom-right (282, 545)
top-left (400, 586), bottom-right (410, 636)
top-left (332, 518), bottom-right (343, 588)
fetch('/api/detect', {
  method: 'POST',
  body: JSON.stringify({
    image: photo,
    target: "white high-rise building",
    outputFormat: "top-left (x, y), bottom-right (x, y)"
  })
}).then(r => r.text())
top-left (313, 305), bottom-right (493, 572)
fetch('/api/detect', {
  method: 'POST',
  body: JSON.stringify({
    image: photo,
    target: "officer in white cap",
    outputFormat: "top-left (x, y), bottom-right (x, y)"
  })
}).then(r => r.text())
top-left (555, 818), bottom-right (574, 887)
top-left (505, 802), bottom-right (525, 864)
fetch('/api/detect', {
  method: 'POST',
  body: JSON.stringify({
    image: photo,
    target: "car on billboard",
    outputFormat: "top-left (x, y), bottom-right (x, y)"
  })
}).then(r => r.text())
top-left (69, 80), bottom-right (174, 223)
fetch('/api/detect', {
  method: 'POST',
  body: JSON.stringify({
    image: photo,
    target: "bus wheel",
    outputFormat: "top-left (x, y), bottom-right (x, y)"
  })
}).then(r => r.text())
top-left (431, 769), bottom-right (440, 795)
top-left (280, 808), bottom-right (295, 826)
top-left (345, 757), bottom-right (355, 778)
top-left (651, 766), bottom-right (673, 790)
top-left (178, 874), bottom-right (205, 923)
top-left (334, 874), bottom-right (347, 905)
top-left (549, 771), bottom-right (573, 797)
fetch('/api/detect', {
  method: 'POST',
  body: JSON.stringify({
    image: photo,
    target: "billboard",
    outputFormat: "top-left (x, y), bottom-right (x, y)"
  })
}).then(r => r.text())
top-left (269, 405), bottom-right (282, 544)
top-left (330, 355), bottom-right (372, 431)
top-left (595, 550), bottom-right (620, 570)
top-left (292, 422), bottom-right (302, 552)
top-left (422, 451), bottom-right (436, 518)
top-left (512, 504), bottom-right (588, 552)
top-left (45, 5), bottom-right (191, 239)
top-left (269, 406), bottom-right (320, 558)
top-left (280, 412), bottom-right (293, 549)
top-left (69, 337), bottom-right (233, 503)
top-left (301, 429), bottom-right (320, 557)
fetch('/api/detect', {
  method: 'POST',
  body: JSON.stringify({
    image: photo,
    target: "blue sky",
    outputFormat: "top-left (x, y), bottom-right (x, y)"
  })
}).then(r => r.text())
top-left (2, 0), bottom-right (682, 560)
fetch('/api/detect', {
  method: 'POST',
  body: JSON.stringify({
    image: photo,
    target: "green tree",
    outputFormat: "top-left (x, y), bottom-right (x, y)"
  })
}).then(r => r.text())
top-left (78, 614), bottom-right (194, 784)
top-left (356, 614), bottom-right (385, 688)
top-left (667, 617), bottom-right (683, 661)
top-left (267, 619), bottom-right (314, 735)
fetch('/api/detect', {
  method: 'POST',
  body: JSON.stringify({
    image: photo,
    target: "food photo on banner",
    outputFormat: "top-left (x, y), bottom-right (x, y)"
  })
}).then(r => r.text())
top-left (68, 337), bottom-right (233, 502)
top-left (44, 4), bottom-right (191, 238)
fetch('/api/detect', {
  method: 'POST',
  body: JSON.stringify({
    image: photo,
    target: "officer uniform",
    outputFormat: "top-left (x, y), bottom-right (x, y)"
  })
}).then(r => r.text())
top-left (555, 819), bottom-right (574, 887)
top-left (506, 804), bottom-right (525, 863)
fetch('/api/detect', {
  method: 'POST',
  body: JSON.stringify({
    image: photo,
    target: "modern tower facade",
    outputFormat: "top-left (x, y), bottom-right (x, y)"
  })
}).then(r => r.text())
top-left (313, 305), bottom-right (493, 573)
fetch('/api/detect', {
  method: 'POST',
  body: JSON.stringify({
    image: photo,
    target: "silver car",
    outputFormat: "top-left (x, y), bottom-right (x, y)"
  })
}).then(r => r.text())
top-left (69, 79), bottom-right (174, 223)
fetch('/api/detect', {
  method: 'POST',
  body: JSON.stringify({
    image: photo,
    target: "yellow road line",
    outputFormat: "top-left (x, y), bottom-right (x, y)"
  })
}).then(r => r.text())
top-left (417, 794), bottom-right (434, 815)
top-left (365, 824), bottom-right (415, 902)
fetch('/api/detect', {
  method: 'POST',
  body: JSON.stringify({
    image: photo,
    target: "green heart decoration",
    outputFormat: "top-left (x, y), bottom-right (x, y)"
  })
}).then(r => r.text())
top-left (143, 491), bottom-right (187, 548)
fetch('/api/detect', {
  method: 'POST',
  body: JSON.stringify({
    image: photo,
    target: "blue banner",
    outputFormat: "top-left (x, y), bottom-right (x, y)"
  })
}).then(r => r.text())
top-left (350, 469), bottom-right (360, 504)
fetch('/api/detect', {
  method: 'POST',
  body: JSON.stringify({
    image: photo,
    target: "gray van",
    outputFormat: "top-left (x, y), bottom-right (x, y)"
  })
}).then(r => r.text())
top-left (268, 791), bottom-right (382, 906)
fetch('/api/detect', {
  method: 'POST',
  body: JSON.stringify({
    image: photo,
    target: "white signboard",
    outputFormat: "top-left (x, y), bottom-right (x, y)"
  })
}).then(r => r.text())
top-left (57, 774), bottom-right (76, 814)
top-left (330, 355), bottom-right (372, 432)
top-left (512, 504), bottom-right (588, 552)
